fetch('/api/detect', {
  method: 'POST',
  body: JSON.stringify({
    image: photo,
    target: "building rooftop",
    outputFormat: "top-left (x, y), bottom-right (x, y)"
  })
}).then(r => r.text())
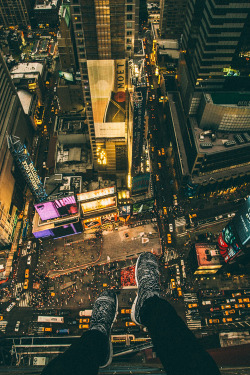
top-left (195, 243), bottom-right (223, 269)
top-left (208, 92), bottom-right (250, 106)
top-left (11, 62), bottom-right (44, 76)
top-left (34, 0), bottom-right (58, 10)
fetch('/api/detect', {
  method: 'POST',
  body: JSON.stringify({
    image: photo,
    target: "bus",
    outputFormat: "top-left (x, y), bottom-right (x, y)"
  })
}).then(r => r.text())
top-left (38, 316), bottom-right (64, 323)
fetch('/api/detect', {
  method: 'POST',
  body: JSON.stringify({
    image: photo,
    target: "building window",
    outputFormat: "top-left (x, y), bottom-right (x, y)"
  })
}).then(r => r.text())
top-left (127, 46), bottom-right (132, 51)
top-left (76, 23), bottom-right (82, 30)
top-left (127, 22), bottom-right (132, 28)
top-left (73, 6), bottom-right (80, 12)
top-left (127, 31), bottom-right (132, 36)
top-left (73, 0), bottom-right (79, 3)
top-left (127, 14), bottom-right (132, 20)
top-left (127, 5), bottom-right (133, 11)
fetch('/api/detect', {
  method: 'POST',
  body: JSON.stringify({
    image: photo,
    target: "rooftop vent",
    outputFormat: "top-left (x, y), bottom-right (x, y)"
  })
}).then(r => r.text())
top-left (200, 142), bottom-right (213, 149)
top-left (224, 140), bottom-right (236, 147)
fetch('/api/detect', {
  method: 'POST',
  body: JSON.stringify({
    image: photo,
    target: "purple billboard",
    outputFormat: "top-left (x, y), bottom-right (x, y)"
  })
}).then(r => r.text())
top-left (35, 195), bottom-right (78, 221)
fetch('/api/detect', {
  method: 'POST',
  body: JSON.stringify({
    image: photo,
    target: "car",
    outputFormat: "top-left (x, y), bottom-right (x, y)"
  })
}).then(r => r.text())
top-left (210, 307), bottom-right (220, 312)
top-left (215, 215), bottom-right (223, 221)
top-left (177, 287), bottom-right (182, 297)
top-left (188, 303), bottom-right (198, 309)
top-left (169, 224), bottom-right (173, 232)
top-left (6, 302), bottom-right (16, 312)
top-left (161, 148), bottom-right (165, 155)
top-left (0, 315), bottom-right (3, 321)
top-left (23, 279), bottom-right (29, 290)
top-left (167, 234), bottom-right (171, 244)
top-left (121, 309), bottom-right (131, 314)
top-left (238, 298), bottom-right (250, 303)
top-left (235, 304), bottom-right (245, 309)
top-left (223, 309), bottom-right (235, 316)
top-left (25, 269), bottom-right (29, 278)
top-left (222, 317), bottom-right (233, 323)
top-left (156, 174), bottom-right (160, 181)
top-left (27, 240), bottom-right (32, 250)
top-left (151, 84), bottom-right (154, 89)
top-left (163, 207), bottom-right (167, 215)
top-left (221, 304), bottom-right (231, 310)
top-left (151, 146), bottom-right (155, 152)
top-left (208, 319), bottom-right (220, 324)
top-left (79, 324), bottom-right (89, 329)
top-left (170, 279), bottom-right (176, 289)
top-left (45, 327), bottom-right (52, 332)
top-left (125, 321), bottom-right (136, 327)
top-left (27, 255), bottom-right (31, 265)
top-left (79, 318), bottom-right (90, 323)
top-left (232, 292), bottom-right (241, 297)
top-left (158, 150), bottom-right (161, 156)
top-left (15, 321), bottom-right (20, 332)
top-left (158, 162), bottom-right (161, 169)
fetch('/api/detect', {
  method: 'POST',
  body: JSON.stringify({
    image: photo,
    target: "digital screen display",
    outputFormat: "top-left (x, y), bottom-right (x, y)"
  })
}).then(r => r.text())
top-left (81, 196), bottom-right (116, 214)
top-left (133, 199), bottom-right (154, 214)
top-left (84, 217), bottom-right (102, 229)
top-left (77, 187), bottom-right (115, 202)
top-left (35, 196), bottom-right (78, 221)
top-left (232, 196), bottom-right (250, 246)
top-left (220, 223), bottom-right (243, 263)
top-left (119, 205), bottom-right (131, 217)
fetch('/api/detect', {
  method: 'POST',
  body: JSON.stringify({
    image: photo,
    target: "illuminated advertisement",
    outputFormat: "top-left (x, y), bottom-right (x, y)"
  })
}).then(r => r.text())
top-left (102, 213), bottom-right (117, 224)
top-left (119, 205), bottom-right (131, 217)
top-left (84, 217), bottom-right (102, 229)
top-left (87, 60), bottom-right (126, 139)
top-left (33, 221), bottom-right (82, 239)
top-left (132, 199), bottom-right (154, 214)
top-left (219, 223), bottom-right (243, 263)
top-left (77, 187), bottom-right (115, 202)
top-left (232, 196), bottom-right (250, 246)
top-left (35, 195), bottom-right (78, 221)
top-left (81, 196), bottom-right (117, 214)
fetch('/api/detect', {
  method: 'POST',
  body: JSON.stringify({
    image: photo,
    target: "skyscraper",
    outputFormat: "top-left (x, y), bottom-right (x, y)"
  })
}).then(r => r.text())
top-left (0, 52), bottom-right (33, 246)
top-left (70, 0), bottom-right (139, 176)
top-left (179, 0), bottom-right (250, 114)
top-left (0, 0), bottom-right (31, 29)
top-left (159, 0), bottom-right (188, 40)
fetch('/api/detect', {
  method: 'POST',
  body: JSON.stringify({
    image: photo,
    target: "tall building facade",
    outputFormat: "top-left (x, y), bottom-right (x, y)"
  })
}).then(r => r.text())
top-left (0, 0), bottom-right (31, 29)
top-left (70, 0), bottom-right (139, 177)
top-left (159, 0), bottom-right (188, 40)
top-left (0, 52), bottom-right (33, 246)
top-left (179, 0), bottom-right (250, 114)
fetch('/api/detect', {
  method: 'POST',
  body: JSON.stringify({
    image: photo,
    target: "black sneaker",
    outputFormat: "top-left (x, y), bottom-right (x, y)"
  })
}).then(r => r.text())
top-left (131, 252), bottom-right (160, 325)
top-left (90, 290), bottom-right (118, 368)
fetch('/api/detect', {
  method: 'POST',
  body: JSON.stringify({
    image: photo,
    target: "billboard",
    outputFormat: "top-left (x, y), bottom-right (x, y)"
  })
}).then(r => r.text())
top-left (77, 187), bottom-right (115, 202)
top-left (131, 173), bottom-right (150, 194)
top-left (219, 223), bottom-right (243, 263)
top-left (119, 205), bottom-right (131, 217)
top-left (232, 197), bottom-right (250, 246)
top-left (84, 217), bottom-right (102, 229)
top-left (102, 213), bottom-right (117, 224)
top-left (59, 71), bottom-right (74, 82)
top-left (81, 196), bottom-right (117, 214)
top-left (87, 60), bottom-right (126, 139)
top-left (132, 199), bottom-right (154, 214)
top-left (35, 195), bottom-right (78, 221)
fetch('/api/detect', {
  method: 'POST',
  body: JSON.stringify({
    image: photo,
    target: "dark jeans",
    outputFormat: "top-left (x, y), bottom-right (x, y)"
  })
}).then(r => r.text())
top-left (41, 296), bottom-right (221, 375)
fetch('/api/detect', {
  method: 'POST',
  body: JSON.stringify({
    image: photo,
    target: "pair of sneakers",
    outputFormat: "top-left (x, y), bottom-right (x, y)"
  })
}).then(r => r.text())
top-left (90, 252), bottom-right (160, 368)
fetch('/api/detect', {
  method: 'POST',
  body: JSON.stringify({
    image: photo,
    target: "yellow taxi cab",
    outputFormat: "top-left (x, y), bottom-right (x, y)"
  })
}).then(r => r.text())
top-left (235, 304), bottom-right (245, 309)
top-left (221, 304), bottom-right (231, 310)
top-left (125, 322), bottom-right (136, 327)
top-left (0, 315), bottom-right (3, 321)
top-left (80, 318), bottom-right (90, 324)
top-left (161, 148), bottom-right (165, 155)
top-left (45, 327), bottom-right (52, 332)
top-left (177, 287), bottom-right (182, 297)
top-left (188, 303), bottom-right (198, 309)
top-left (121, 309), bottom-right (131, 314)
top-left (79, 324), bottom-right (89, 329)
top-left (222, 317), bottom-right (233, 323)
top-left (103, 283), bottom-right (108, 287)
top-left (167, 234), bottom-right (171, 244)
top-left (163, 207), bottom-right (167, 215)
top-left (151, 146), bottom-right (155, 152)
top-left (232, 292), bottom-right (241, 297)
top-left (24, 279), bottom-right (29, 289)
top-left (25, 269), bottom-right (29, 278)
top-left (55, 109), bottom-right (58, 115)
top-left (209, 319), bottom-right (220, 324)
top-left (158, 150), bottom-right (161, 156)
top-left (223, 309), bottom-right (235, 316)
top-left (171, 279), bottom-right (176, 289)
top-left (156, 175), bottom-right (160, 181)
top-left (238, 298), bottom-right (250, 303)
top-left (158, 163), bottom-right (162, 169)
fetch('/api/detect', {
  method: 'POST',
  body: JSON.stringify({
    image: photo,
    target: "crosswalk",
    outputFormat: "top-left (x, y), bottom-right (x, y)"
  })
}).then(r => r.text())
top-left (184, 293), bottom-right (202, 330)
top-left (13, 283), bottom-right (32, 307)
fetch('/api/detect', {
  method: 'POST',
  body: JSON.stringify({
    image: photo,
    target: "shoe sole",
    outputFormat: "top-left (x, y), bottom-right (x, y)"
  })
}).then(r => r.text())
top-left (131, 254), bottom-right (141, 325)
top-left (100, 294), bottom-right (119, 368)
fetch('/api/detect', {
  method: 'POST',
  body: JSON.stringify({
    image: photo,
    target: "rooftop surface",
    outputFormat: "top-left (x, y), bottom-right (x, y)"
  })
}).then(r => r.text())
top-left (11, 62), bottom-right (44, 76)
top-left (210, 92), bottom-right (250, 106)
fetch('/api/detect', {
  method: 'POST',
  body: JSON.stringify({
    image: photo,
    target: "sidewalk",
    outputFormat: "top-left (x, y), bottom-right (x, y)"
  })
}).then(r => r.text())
top-left (4, 220), bottom-right (22, 279)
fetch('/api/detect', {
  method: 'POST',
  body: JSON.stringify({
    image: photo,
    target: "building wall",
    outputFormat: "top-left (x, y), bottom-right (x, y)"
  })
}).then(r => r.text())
top-left (0, 53), bottom-right (33, 245)
top-left (0, 0), bottom-right (31, 28)
top-left (159, 0), bottom-right (188, 40)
